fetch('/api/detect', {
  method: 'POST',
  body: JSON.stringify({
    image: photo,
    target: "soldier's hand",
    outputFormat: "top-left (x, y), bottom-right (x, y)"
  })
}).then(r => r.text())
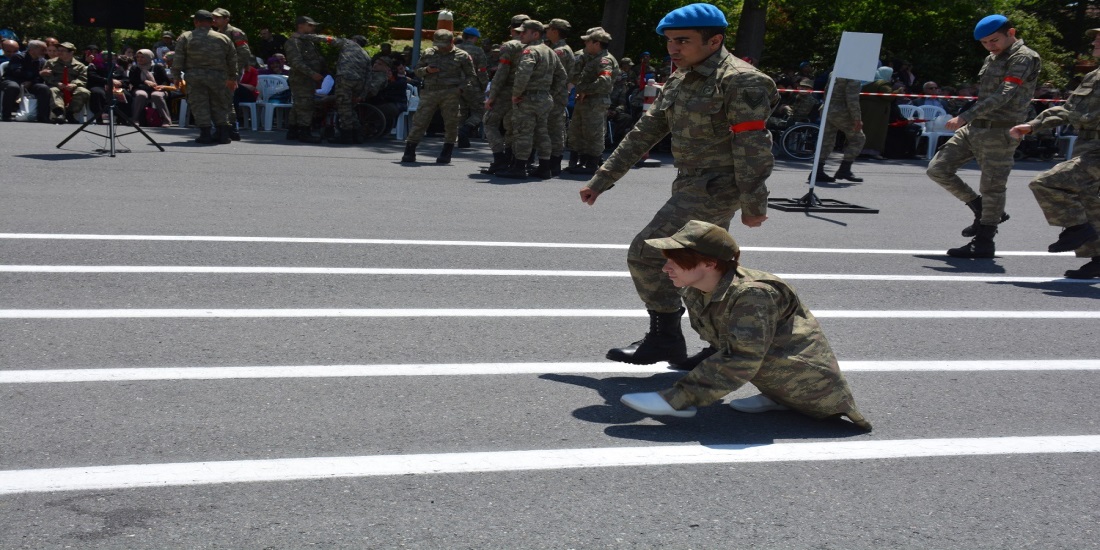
top-left (741, 213), bottom-right (767, 227)
top-left (484, 99), bottom-right (493, 110)
top-left (853, 120), bottom-right (864, 132)
top-left (512, 96), bottom-right (523, 104)
top-left (944, 116), bottom-right (964, 131)
top-left (225, 79), bottom-right (238, 90)
top-left (312, 73), bottom-right (323, 82)
top-left (1009, 124), bottom-right (1031, 139)
top-left (579, 187), bottom-right (600, 205)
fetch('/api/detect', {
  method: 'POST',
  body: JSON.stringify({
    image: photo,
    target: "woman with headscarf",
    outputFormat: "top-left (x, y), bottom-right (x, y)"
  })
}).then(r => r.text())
top-left (129, 49), bottom-right (172, 126)
top-left (860, 65), bottom-right (895, 158)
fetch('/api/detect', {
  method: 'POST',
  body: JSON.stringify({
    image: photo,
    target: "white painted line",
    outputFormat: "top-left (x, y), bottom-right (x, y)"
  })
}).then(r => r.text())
top-left (0, 233), bottom-right (1072, 256)
top-left (1, 360), bottom-right (1096, 384)
top-left (0, 265), bottom-right (1089, 284)
top-left (0, 309), bottom-right (1097, 319)
top-left (2, 435), bottom-right (1097, 495)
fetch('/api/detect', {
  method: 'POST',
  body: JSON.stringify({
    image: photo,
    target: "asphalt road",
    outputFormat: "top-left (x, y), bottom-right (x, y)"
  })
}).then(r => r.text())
top-left (1, 123), bottom-right (1097, 549)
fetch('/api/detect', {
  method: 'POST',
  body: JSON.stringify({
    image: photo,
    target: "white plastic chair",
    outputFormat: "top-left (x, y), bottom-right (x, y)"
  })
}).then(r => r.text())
top-left (178, 99), bottom-right (190, 127)
top-left (256, 74), bottom-right (292, 131)
top-left (898, 104), bottom-right (919, 120)
top-left (914, 105), bottom-right (954, 158)
top-left (1056, 126), bottom-right (1077, 159)
top-left (395, 83), bottom-right (419, 140)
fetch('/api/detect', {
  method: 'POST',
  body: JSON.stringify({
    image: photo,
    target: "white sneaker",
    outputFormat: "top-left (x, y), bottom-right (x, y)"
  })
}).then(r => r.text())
top-left (728, 394), bottom-right (790, 414)
top-left (620, 392), bottom-right (697, 418)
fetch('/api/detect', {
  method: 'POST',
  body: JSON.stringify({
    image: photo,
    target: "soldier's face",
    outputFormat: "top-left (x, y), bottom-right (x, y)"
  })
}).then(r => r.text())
top-left (979, 29), bottom-right (1015, 56)
top-left (1092, 34), bottom-right (1100, 57)
top-left (664, 30), bottom-right (721, 68)
top-left (213, 16), bottom-right (228, 28)
top-left (583, 40), bottom-right (601, 55)
top-left (662, 258), bottom-right (711, 289)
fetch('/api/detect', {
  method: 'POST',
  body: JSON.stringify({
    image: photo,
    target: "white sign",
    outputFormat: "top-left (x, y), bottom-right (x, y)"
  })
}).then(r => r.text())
top-left (833, 32), bottom-right (883, 81)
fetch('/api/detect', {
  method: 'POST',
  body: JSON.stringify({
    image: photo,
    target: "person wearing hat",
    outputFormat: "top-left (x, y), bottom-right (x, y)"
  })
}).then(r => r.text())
top-left (455, 26), bottom-right (489, 148)
top-left (284, 16), bottom-right (326, 143)
top-left (813, 75), bottom-right (866, 183)
top-left (579, 3), bottom-right (779, 371)
top-left (155, 32), bottom-right (175, 64)
top-left (544, 18), bottom-right (576, 175)
top-left (566, 26), bottom-right (619, 174)
top-left (481, 15), bottom-right (529, 174)
top-left (496, 20), bottom-right (568, 179)
top-left (926, 14), bottom-right (1040, 258)
top-left (212, 8), bottom-right (253, 140)
top-left (1007, 28), bottom-right (1100, 279)
top-left (617, 220), bottom-right (872, 430)
top-left (173, 9), bottom-right (237, 144)
top-left (41, 42), bottom-right (90, 124)
top-left (295, 33), bottom-right (384, 143)
top-left (400, 28), bottom-right (476, 164)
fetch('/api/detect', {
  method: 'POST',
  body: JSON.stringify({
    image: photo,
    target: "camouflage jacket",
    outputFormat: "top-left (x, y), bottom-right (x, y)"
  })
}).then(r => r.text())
top-left (219, 23), bottom-right (253, 74)
top-left (1027, 67), bottom-right (1100, 133)
top-left (284, 35), bottom-right (324, 79)
top-left (42, 58), bottom-right (88, 88)
top-left (549, 39), bottom-right (576, 104)
top-left (587, 47), bottom-right (779, 218)
top-left (660, 267), bottom-right (871, 430)
top-left (572, 49), bottom-right (617, 95)
top-left (300, 34), bottom-right (371, 80)
top-left (456, 41), bottom-right (489, 88)
top-left (487, 40), bottom-right (524, 102)
top-left (828, 77), bottom-right (861, 121)
top-left (512, 43), bottom-right (566, 98)
top-left (960, 39), bottom-right (1040, 124)
top-left (788, 91), bottom-right (819, 121)
top-left (174, 27), bottom-right (237, 76)
top-left (415, 46), bottom-right (475, 91)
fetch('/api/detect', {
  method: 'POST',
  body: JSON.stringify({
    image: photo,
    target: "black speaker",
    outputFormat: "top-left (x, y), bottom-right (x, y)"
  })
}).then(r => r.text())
top-left (73, 0), bottom-right (146, 31)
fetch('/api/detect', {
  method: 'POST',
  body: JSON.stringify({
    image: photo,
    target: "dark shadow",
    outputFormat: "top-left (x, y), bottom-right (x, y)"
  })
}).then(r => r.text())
top-left (988, 280), bottom-right (1100, 298)
top-left (801, 212), bottom-right (849, 226)
top-left (16, 153), bottom-right (101, 161)
top-left (915, 254), bottom-right (1007, 274)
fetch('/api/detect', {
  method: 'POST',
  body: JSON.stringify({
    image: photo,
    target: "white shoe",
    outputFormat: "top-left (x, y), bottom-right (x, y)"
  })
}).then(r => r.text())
top-left (620, 392), bottom-right (697, 418)
top-left (728, 394), bottom-right (790, 414)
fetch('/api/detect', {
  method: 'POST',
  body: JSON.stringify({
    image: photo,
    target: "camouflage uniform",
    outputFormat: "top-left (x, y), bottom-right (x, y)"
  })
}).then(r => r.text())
top-left (1022, 66), bottom-right (1100, 259)
top-left (548, 37), bottom-right (576, 157)
top-left (658, 267), bottom-right (872, 430)
top-left (927, 39), bottom-right (1040, 225)
top-left (510, 42), bottom-right (567, 160)
top-left (300, 35), bottom-right (384, 132)
top-left (484, 40), bottom-right (524, 153)
top-left (568, 49), bottom-right (619, 157)
top-left (407, 45), bottom-right (475, 144)
top-left (42, 57), bottom-right (90, 118)
top-left (585, 47), bottom-right (778, 312)
top-left (820, 77), bottom-right (864, 161)
top-left (218, 22), bottom-right (253, 128)
top-left (456, 40), bottom-right (489, 129)
top-left (174, 27), bottom-right (237, 128)
top-left (284, 33), bottom-right (325, 128)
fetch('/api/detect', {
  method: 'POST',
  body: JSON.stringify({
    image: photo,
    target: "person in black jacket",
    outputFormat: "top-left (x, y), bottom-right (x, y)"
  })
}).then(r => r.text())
top-left (129, 48), bottom-right (173, 126)
top-left (1, 40), bottom-right (52, 122)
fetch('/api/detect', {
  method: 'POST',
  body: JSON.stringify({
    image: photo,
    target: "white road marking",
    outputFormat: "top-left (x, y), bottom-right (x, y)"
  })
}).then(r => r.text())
top-left (0, 233), bottom-right (1073, 256)
top-left (0, 265), bottom-right (1090, 284)
top-left (2, 435), bottom-right (1097, 495)
top-left (1, 360), bottom-right (1096, 384)
top-left (0, 308), bottom-right (1097, 319)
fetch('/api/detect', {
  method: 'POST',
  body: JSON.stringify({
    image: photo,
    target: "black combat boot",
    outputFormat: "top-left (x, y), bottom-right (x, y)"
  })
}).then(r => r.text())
top-left (1065, 257), bottom-right (1100, 279)
top-left (286, 126), bottom-right (299, 140)
top-left (1048, 223), bottom-right (1098, 253)
top-left (834, 160), bottom-right (863, 182)
top-left (482, 151), bottom-right (508, 174)
top-left (195, 126), bottom-right (215, 144)
top-left (606, 308), bottom-right (688, 365)
top-left (961, 197), bottom-right (1010, 237)
top-left (229, 125), bottom-right (241, 141)
top-left (436, 143), bottom-right (455, 164)
top-left (667, 346), bottom-right (717, 371)
top-left (568, 154), bottom-right (595, 175)
top-left (947, 224), bottom-right (997, 258)
top-left (401, 141), bottom-right (418, 163)
top-left (216, 125), bottom-right (232, 144)
top-left (496, 156), bottom-right (529, 179)
top-left (810, 162), bottom-right (835, 183)
top-left (457, 124), bottom-right (472, 148)
top-left (549, 155), bottom-right (563, 176)
top-left (532, 158), bottom-right (553, 179)
top-left (567, 150), bottom-right (579, 171)
top-left (297, 126), bottom-right (321, 143)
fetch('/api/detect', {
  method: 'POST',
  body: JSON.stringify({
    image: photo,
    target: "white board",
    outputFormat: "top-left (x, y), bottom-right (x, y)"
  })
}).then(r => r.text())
top-left (833, 32), bottom-right (882, 81)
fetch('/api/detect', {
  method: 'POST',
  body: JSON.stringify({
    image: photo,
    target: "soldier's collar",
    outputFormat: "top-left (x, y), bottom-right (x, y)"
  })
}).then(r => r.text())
top-left (685, 46), bottom-right (729, 77)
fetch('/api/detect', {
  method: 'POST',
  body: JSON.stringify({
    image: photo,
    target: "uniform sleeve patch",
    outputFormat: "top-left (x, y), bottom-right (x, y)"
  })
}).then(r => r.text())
top-left (741, 88), bottom-right (767, 109)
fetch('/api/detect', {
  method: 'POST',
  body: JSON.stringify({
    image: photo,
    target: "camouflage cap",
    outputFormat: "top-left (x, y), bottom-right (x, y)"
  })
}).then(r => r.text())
top-left (296, 16), bottom-right (319, 26)
top-left (582, 27), bottom-right (612, 44)
top-left (515, 20), bottom-right (545, 33)
top-left (193, 9), bottom-right (214, 21)
top-left (1088, 28), bottom-right (1100, 38)
top-left (58, 41), bottom-right (76, 51)
top-left (798, 78), bottom-right (813, 87)
top-left (433, 29), bottom-right (454, 45)
top-left (548, 19), bottom-right (571, 32)
top-left (212, 8), bottom-right (230, 18)
top-left (620, 57), bottom-right (633, 66)
top-left (644, 220), bottom-right (740, 261)
top-left (510, 14), bottom-right (531, 28)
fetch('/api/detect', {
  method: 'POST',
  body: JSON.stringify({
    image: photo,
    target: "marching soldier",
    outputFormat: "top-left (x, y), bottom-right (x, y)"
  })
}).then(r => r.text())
top-left (813, 76), bottom-right (865, 183)
top-left (400, 29), bottom-right (476, 164)
top-left (455, 27), bottom-right (489, 148)
top-left (567, 27), bottom-right (619, 174)
top-left (174, 10), bottom-right (237, 144)
top-left (284, 15), bottom-right (326, 143)
top-left (212, 8), bottom-right (253, 140)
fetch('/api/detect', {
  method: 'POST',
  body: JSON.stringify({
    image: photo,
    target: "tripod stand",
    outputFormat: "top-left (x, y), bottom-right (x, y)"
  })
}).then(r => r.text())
top-left (55, 28), bottom-right (164, 157)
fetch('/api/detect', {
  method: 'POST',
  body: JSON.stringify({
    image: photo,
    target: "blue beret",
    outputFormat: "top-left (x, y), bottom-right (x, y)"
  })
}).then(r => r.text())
top-left (974, 14), bottom-right (1008, 40)
top-left (655, 3), bottom-right (728, 35)
top-left (462, 27), bottom-right (480, 38)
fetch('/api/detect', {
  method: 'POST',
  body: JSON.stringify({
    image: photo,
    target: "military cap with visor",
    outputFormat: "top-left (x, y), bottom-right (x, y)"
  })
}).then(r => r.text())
top-left (510, 14), bottom-right (531, 28)
top-left (581, 27), bottom-right (612, 44)
top-left (296, 16), bottom-right (319, 26)
top-left (656, 3), bottom-right (728, 35)
top-left (1087, 28), bottom-right (1100, 38)
top-left (515, 20), bottom-right (545, 34)
top-left (212, 8), bottom-right (231, 18)
top-left (192, 9), bottom-right (214, 21)
top-left (548, 19), bottom-right (571, 32)
top-left (58, 42), bottom-right (77, 51)
top-left (433, 29), bottom-right (455, 45)
top-left (644, 220), bottom-right (740, 261)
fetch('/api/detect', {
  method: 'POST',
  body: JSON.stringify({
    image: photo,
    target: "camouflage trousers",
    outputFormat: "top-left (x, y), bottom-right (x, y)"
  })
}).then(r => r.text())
top-left (628, 167), bottom-right (742, 312)
top-left (483, 98), bottom-right (514, 153)
top-left (186, 71), bottom-right (230, 128)
top-left (49, 86), bottom-right (90, 116)
top-left (567, 95), bottom-right (609, 157)
top-left (288, 74), bottom-right (317, 127)
top-left (927, 125), bottom-right (1020, 224)
top-left (548, 100), bottom-right (568, 157)
top-left (407, 87), bottom-right (462, 144)
top-left (1029, 139), bottom-right (1100, 257)
top-left (821, 111), bottom-right (866, 162)
top-left (511, 92), bottom-right (553, 160)
top-left (333, 77), bottom-right (367, 130)
top-left (458, 84), bottom-right (484, 128)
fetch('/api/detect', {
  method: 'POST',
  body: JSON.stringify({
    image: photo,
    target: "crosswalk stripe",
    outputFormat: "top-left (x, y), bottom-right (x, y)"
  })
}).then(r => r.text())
top-left (1, 360), bottom-right (1096, 383)
top-left (2, 435), bottom-right (1097, 495)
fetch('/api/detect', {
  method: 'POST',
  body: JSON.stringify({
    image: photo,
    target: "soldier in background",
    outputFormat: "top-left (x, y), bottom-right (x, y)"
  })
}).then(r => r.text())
top-left (567, 27), bottom-right (618, 174)
top-left (41, 42), bottom-right (90, 124)
top-left (579, 3), bottom-right (778, 370)
top-left (545, 18), bottom-right (576, 176)
top-left (455, 27), bottom-right (488, 148)
top-left (813, 76), bottom-right (865, 183)
top-left (1008, 27), bottom-right (1100, 279)
top-left (481, 15), bottom-right (529, 174)
top-left (497, 20), bottom-right (567, 179)
top-left (174, 10), bottom-right (237, 144)
top-left (400, 29), bottom-right (476, 164)
top-left (297, 33), bottom-right (384, 143)
top-left (212, 8), bottom-right (253, 140)
top-left (284, 15), bottom-right (325, 143)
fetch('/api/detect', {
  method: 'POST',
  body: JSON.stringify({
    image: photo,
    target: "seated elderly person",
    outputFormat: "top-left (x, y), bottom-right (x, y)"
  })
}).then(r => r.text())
top-left (2, 39), bottom-right (52, 122)
top-left (258, 54), bottom-right (287, 75)
top-left (0, 38), bottom-right (18, 64)
top-left (41, 41), bottom-right (91, 123)
top-left (129, 48), bottom-right (172, 126)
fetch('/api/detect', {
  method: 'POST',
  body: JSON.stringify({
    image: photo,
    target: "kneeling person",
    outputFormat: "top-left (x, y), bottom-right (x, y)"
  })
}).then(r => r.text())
top-left (619, 220), bottom-right (872, 430)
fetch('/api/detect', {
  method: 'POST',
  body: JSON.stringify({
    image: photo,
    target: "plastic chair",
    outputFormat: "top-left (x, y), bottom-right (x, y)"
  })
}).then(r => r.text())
top-left (237, 96), bottom-right (258, 131)
top-left (257, 74), bottom-right (292, 131)
top-left (916, 105), bottom-right (955, 159)
top-left (395, 83), bottom-right (419, 140)
top-left (898, 104), bottom-right (919, 120)
top-left (1056, 126), bottom-right (1077, 159)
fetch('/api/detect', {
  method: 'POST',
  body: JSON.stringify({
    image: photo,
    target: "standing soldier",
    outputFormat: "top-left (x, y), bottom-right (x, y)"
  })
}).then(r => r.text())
top-left (455, 27), bottom-right (488, 148)
top-left (497, 20), bottom-right (567, 179)
top-left (545, 19), bottom-right (576, 176)
top-left (567, 27), bottom-right (618, 174)
top-left (578, 3), bottom-right (779, 369)
top-left (297, 33), bottom-right (383, 143)
top-left (212, 8), bottom-right (253, 141)
top-left (927, 14), bottom-right (1040, 258)
top-left (284, 16), bottom-right (326, 143)
top-left (813, 76), bottom-right (865, 183)
top-left (41, 42), bottom-right (90, 124)
top-left (174, 10), bottom-right (237, 144)
top-left (1008, 27), bottom-right (1100, 279)
top-left (400, 29), bottom-right (476, 164)
top-left (482, 15), bottom-right (529, 174)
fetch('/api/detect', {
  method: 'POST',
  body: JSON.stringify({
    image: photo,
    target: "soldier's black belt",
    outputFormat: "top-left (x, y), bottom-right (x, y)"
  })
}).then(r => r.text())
top-left (1078, 129), bottom-right (1100, 139)
top-left (969, 120), bottom-right (1016, 129)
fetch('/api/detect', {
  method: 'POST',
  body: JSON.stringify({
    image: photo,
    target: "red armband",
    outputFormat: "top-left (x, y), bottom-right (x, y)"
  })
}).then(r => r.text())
top-left (599, 71), bottom-right (612, 76)
top-left (1004, 76), bottom-right (1023, 85)
top-left (729, 120), bottom-right (766, 133)
top-left (499, 59), bottom-right (511, 65)
top-left (235, 40), bottom-right (248, 47)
